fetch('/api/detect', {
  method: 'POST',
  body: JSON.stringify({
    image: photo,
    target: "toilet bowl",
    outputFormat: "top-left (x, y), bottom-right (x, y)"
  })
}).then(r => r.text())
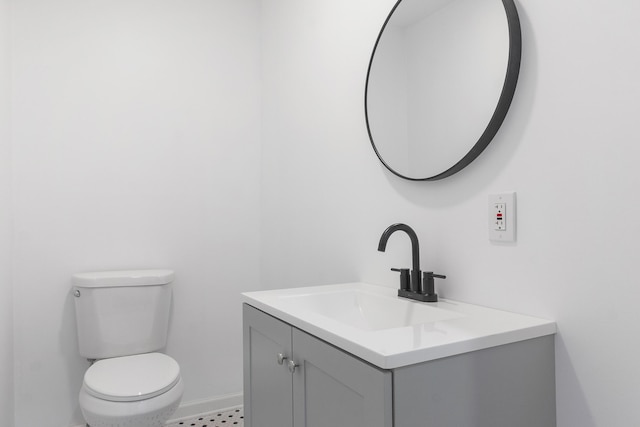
top-left (79, 353), bottom-right (184, 427)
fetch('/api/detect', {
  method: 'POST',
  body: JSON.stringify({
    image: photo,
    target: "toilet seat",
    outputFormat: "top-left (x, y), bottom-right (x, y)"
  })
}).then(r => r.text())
top-left (83, 353), bottom-right (180, 402)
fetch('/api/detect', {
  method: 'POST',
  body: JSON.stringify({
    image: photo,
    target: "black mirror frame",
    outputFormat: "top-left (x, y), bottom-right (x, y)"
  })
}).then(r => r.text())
top-left (365, 0), bottom-right (522, 181)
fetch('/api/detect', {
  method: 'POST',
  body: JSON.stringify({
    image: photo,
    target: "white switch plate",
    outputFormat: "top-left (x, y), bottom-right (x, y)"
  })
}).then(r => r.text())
top-left (488, 192), bottom-right (516, 242)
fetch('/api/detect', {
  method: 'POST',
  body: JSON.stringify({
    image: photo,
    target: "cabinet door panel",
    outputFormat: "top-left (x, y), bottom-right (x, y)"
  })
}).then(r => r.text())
top-left (292, 328), bottom-right (392, 427)
top-left (243, 304), bottom-right (293, 427)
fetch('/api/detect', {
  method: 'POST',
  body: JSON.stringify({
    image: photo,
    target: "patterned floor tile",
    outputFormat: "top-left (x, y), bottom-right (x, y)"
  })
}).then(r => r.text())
top-left (166, 407), bottom-right (244, 427)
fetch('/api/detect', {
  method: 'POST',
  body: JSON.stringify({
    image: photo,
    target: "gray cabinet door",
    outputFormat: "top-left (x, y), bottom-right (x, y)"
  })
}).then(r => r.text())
top-left (291, 328), bottom-right (392, 427)
top-left (243, 304), bottom-right (293, 427)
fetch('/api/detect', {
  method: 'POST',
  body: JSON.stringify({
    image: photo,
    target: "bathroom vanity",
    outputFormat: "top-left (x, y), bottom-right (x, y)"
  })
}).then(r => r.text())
top-left (242, 283), bottom-right (556, 427)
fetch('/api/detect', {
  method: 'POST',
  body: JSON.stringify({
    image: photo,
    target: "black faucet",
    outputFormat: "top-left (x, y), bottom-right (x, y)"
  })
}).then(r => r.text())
top-left (378, 223), bottom-right (422, 293)
top-left (378, 223), bottom-right (445, 302)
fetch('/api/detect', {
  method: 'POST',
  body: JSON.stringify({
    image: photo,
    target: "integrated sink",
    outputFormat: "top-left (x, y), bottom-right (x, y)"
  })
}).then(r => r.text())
top-left (278, 288), bottom-right (464, 331)
top-left (241, 282), bottom-right (556, 369)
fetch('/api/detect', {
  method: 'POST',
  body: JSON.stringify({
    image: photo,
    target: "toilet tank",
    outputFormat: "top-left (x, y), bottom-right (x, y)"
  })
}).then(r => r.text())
top-left (72, 269), bottom-right (175, 359)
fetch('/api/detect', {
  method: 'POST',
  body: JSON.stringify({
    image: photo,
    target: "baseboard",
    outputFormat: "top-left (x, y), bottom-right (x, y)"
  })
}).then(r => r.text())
top-left (168, 392), bottom-right (244, 422)
top-left (68, 393), bottom-right (243, 427)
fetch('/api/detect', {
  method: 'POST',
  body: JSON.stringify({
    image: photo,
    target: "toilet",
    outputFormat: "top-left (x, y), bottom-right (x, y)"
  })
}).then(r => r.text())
top-left (72, 269), bottom-right (184, 427)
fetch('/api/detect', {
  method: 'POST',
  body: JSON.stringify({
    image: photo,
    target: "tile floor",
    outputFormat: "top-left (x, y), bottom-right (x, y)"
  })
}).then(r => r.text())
top-left (167, 407), bottom-right (244, 427)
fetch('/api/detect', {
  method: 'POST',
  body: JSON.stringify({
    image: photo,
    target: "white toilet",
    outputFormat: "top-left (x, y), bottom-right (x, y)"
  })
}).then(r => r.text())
top-left (72, 269), bottom-right (184, 427)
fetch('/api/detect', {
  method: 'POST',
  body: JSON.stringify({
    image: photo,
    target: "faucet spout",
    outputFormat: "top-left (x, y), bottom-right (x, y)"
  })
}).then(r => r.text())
top-left (378, 223), bottom-right (421, 293)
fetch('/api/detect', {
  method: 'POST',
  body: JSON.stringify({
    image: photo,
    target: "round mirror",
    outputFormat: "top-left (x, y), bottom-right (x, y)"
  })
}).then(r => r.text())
top-left (365, 0), bottom-right (521, 181)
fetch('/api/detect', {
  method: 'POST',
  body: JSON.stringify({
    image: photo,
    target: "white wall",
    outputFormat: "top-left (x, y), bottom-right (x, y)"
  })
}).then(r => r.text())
top-left (0, 0), bottom-right (14, 425)
top-left (10, 1), bottom-right (260, 425)
top-left (261, 0), bottom-right (386, 290)
top-left (261, 0), bottom-right (640, 426)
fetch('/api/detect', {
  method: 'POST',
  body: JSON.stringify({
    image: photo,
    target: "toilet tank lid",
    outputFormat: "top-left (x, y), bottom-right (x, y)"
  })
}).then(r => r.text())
top-left (72, 269), bottom-right (175, 288)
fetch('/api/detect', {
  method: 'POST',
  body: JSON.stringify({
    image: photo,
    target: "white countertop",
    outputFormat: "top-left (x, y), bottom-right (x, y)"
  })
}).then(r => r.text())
top-left (241, 282), bottom-right (556, 369)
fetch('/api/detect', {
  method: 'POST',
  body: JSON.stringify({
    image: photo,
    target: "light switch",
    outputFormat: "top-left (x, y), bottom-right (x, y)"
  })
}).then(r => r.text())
top-left (488, 193), bottom-right (516, 242)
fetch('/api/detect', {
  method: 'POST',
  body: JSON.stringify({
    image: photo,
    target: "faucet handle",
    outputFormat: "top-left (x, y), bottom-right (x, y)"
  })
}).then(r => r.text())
top-left (391, 268), bottom-right (411, 291)
top-left (422, 272), bottom-right (446, 302)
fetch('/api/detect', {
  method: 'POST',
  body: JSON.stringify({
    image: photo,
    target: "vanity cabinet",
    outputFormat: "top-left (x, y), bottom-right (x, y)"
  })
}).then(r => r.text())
top-left (243, 303), bottom-right (555, 427)
top-left (243, 304), bottom-right (392, 427)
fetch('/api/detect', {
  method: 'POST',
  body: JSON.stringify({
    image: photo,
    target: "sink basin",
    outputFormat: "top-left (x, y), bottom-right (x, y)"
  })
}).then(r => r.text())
top-left (241, 282), bottom-right (556, 369)
top-left (279, 288), bottom-right (464, 331)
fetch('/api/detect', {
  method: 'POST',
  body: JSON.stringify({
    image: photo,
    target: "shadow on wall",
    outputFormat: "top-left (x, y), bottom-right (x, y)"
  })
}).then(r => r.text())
top-left (61, 289), bottom-right (89, 426)
top-left (554, 334), bottom-right (596, 427)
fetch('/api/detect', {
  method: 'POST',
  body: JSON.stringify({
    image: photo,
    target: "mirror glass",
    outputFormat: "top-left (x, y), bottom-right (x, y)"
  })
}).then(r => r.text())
top-left (365, 0), bottom-right (520, 181)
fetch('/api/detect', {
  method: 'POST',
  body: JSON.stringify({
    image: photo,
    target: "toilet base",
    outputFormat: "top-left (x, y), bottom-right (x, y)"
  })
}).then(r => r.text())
top-left (79, 377), bottom-right (184, 427)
